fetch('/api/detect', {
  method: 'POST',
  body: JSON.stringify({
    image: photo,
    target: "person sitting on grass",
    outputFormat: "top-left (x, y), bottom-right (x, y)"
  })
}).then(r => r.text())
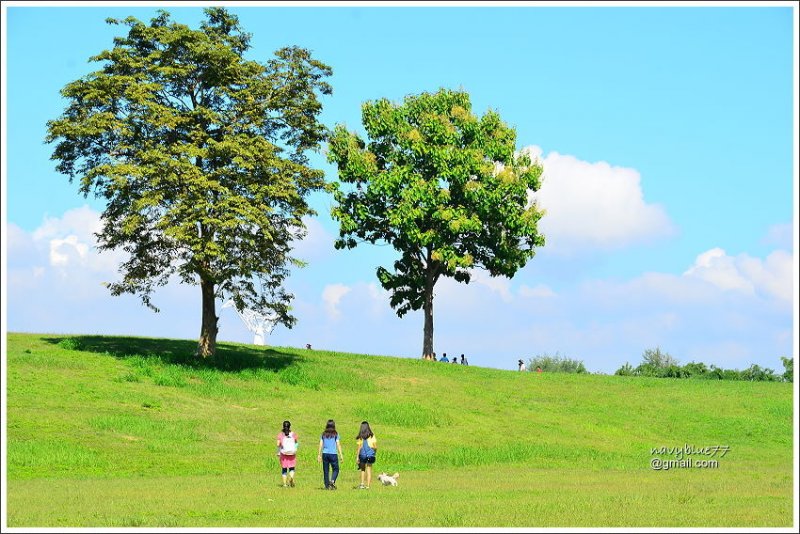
top-left (440, 352), bottom-right (449, 363)
top-left (356, 421), bottom-right (378, 489)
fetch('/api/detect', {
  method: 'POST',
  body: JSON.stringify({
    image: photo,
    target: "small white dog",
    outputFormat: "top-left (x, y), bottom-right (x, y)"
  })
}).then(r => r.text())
top-left (377, 472), bottom-right (400, 486)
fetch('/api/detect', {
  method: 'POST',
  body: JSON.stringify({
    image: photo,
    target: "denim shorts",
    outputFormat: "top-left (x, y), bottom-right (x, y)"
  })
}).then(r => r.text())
top-left (358, 455), bottom-right (376, 467)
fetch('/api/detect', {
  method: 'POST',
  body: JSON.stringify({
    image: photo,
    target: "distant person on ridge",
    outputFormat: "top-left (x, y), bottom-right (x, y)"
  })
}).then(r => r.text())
top-left (461, 354), bottom-right (468, 365)
top-left (518, 359), bottom-right (527, 372)
top-left (440, 353), bottom-right (449, 363)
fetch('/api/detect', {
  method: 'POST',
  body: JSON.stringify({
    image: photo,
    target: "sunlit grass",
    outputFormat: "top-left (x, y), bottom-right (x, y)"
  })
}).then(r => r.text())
top-left (6, 332), bottom-right (794, 527)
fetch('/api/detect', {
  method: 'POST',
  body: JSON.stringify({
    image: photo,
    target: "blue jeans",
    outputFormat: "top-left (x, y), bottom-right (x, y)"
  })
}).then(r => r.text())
top-left (322, 453), bottom-right (339, 487)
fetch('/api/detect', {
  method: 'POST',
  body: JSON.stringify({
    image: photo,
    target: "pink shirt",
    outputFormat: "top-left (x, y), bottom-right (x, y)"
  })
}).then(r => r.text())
top-left (276, 431), bottom-right (298, 468)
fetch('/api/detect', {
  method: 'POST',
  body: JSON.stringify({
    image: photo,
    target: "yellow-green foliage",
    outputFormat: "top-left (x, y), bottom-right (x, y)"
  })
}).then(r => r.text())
top-left (45, 9), bottom-right (334, 356)
top-left (328, 88), bottom-right (546, 358)
top-left (6, 333), bottom-right (794, 527)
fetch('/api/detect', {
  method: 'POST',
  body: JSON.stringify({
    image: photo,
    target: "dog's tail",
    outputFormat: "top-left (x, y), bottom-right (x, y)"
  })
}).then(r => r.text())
top-left (393, 472), bottom-right (400, 478)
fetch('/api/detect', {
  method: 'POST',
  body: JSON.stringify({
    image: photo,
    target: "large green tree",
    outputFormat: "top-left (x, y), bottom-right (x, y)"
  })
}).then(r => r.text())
top-left (328, 88), bottom-right (545, 357)
top-left (46, 8), bottom-right (333, 358)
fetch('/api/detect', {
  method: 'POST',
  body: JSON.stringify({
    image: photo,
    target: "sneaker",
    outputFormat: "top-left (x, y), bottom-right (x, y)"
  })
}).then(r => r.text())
top-left (289, 478), bottom-right (295, 487)
top-left (329, 482), bottom-right (337, 490)
top-left (357, 484), bottom-right (366, 489)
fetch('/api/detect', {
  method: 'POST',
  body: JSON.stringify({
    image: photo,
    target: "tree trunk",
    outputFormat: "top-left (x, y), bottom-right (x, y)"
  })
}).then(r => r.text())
top-left (422, 287), bottom-right (434, 358)
top-left (422, 261), bottom-right (437, 358)
top-left (198, 279), bottom-right (218, 358)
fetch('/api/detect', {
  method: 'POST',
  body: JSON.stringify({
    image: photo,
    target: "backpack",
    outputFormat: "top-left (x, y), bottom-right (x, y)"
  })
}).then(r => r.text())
top-left (360, 436), bottom-right (375, 458)
top-left (280, 432), bottom-right (297, 455)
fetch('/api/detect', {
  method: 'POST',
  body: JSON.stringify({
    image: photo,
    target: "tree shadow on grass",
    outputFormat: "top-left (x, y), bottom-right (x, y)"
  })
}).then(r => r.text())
top-left (42, 335), bottom-right (297, 373)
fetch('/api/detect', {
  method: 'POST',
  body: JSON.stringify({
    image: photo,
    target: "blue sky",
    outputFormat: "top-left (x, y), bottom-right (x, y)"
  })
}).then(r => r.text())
top-left (3, 3), bottom-right (797, 372)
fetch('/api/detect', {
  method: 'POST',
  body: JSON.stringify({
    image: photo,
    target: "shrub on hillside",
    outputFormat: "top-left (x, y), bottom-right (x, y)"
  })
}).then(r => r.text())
top-left (615, 353), bottom-right (786, 382)
top-left (682, 361), bottom-right (708, 377)
top-left (527, 352), bottom-right (588, 374)
top-left (614, 362), bottom-right (635, 376)
top-left (741, 364), bottom-right (779, 382)
top-left (57, 337), bottom-right (83, 351)
top-left (780, 356), bottom-right (793, 383)
top-left (641, 347), bottom-right (679, 369)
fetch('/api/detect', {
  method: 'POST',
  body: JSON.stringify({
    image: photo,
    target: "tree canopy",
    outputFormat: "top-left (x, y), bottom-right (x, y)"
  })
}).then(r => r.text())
top-left (46, 8), bottom-right (333, 357)
top-left (328, 88), bottom-right (544, 357)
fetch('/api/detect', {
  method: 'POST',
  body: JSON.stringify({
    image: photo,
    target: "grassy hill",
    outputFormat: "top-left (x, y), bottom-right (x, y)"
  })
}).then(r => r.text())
top-left (5, 332), bottom-right (795, 527)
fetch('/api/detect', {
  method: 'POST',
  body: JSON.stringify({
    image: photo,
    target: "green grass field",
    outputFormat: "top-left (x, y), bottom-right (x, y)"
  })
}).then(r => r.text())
top-left (5, 332), bottom-right (795, 527)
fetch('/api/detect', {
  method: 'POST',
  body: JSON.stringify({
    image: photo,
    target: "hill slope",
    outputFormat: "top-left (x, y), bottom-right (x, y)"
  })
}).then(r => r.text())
top-left (5, 333), bottom-right (794, 527)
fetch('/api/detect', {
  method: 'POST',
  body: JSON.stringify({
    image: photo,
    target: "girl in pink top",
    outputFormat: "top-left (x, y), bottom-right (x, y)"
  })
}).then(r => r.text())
top-left (276, 420), bottom-right (299, 487)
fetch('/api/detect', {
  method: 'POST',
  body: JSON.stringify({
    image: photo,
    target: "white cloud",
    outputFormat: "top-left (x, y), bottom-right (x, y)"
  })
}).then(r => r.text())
top-left (469, 269), bottom-right (512, 302)
top-left (523, 145), bottom-right (676, 253)
top-left (49, 235), bottom-right (89, 267)
top-left (580, 272), bottom-right (714, 311)
top-left (6, 223), bottom-right (40, 269)
top-left (760, 223), bottom-right (793, 250)
top-left (6, 205), bottom-right (793, 375)
top-left (683, 248), bottom-right (755, 294)
top-left (32, 205), bottom-right (102, 242)
top-left (321, 283), bottom-right (351, 319)
top-left (22, 205), bottom-right (126, 274)
top-left (293, 216), bottom-right (336, 262)
top-left (365, 282), bottom-right (390, 315)
top-left (7, 223), bottom-right (31, 252)
top-left (736, 250), bottom-right (793, 303)
top-left (6, 207), bottom-right (198, 339)
top-left (439, 244), bottom-right (792, 370)
top-left (270, 280), bottom-right (417, 358)
top-left (519, 283), bottom-right (557, 298)
top-left (683, 247), bottom-right (793, 303)
top-left (321, 281), bottom-right (390, 320)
